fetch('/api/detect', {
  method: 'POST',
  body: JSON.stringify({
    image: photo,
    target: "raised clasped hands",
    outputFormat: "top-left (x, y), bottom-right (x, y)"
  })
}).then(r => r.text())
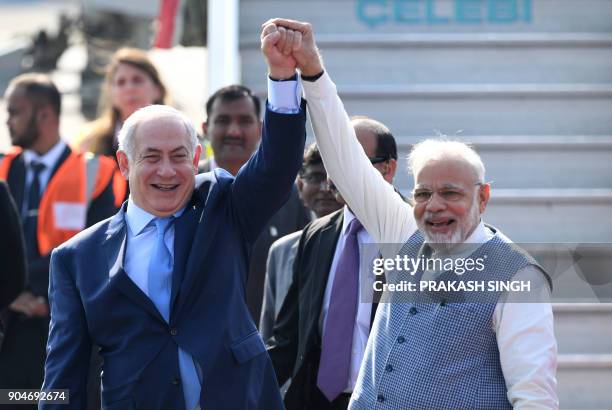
top-left (261, 18), bottom-right (324, 80)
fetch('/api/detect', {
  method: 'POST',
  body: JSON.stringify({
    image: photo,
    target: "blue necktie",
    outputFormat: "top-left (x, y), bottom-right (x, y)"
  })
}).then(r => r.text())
top-left (148, 217), bottom-right (201, 410)
top-left (317, 218), bottom-right (362, 401)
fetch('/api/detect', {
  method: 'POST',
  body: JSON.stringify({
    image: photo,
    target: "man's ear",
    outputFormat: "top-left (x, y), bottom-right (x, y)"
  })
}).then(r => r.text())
top-left (192, 144), bottom-right (203, 172)
top-left (35, 106), bottom-right (51, 125)
top-left (296, 176), bottom-right (304, 198)
top-left (116, 150), bottom-right (130, 179)
top-left (386, 159), bottom-right (398, 183)
top-left (478, 183), bottom-right (491, 213)
top-left (201, 121), bottom-right (208, 137)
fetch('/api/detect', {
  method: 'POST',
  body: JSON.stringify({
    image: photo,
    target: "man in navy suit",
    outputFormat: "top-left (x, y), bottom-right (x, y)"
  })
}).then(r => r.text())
top-left (40, 24), bottom-right (306, 410)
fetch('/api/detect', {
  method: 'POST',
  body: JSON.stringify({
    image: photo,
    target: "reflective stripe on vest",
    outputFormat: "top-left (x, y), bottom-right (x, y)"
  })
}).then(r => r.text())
top-left (0, 148), bottom-right (116, 255)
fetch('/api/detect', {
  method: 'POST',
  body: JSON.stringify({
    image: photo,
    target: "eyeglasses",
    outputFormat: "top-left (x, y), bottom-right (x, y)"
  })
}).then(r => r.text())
top-left (412, 183), bottom-right (484, 204)
top-left (300, 172), bottom-right (328, 185)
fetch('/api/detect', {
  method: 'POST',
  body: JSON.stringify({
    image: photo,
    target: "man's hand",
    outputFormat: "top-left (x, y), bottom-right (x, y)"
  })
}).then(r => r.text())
top-left (262, 18), bottom-right (323, 77)
top-left (9, 291), bottom-right (49, 318)
top-left (261, 22), bottom-right (300, 80)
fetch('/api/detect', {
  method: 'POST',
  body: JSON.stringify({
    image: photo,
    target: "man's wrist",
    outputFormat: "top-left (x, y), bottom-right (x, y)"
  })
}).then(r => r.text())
top-left (268, 68), bottom-right (297, 81)
top-left (269, 73), bottom-right (298, 82)
top-left (301, 70), bottom-right (324, 82)
top-left (299, 57), bottom-right (324, 77)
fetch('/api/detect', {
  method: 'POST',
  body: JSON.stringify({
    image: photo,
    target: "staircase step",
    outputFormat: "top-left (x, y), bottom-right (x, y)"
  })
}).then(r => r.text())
top-left (558, 354), bottom-right (612, 409)
top-left (325, 84), bottom-right (612, 136)
top-left (390, 136), bottom-right (612, 190)
top-left (483, 189), bottom-right (612, 242)
top-left (258, 83), bottom-right (612, 136)
top-left (242, 33), bottom-right (612, 86)
top-left (554, 304), bottom-right (612, 354)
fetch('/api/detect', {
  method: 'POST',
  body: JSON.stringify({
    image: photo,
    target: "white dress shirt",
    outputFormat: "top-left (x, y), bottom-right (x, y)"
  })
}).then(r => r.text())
top-left (319, 206), bottom-right (378, 393)
top-left (288, 72), bottom-right (558, 409)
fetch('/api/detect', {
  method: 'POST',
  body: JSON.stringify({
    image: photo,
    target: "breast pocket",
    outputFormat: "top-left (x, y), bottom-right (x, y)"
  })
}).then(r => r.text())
top-left (230, 331), bottom-right (266, 364)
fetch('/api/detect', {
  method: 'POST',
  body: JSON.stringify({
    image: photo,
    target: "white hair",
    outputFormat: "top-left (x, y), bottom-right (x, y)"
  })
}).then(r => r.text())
top-left (117, 104), bottom-right (199, 162)
top-left (407, 139), bottom-right (485, 183)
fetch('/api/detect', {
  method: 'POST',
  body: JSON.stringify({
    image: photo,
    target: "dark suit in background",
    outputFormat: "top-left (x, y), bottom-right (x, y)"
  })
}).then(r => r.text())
top-left (268, 209), bottom-right (348, 409)
top-left (0, 180), bottom-right (26, 310)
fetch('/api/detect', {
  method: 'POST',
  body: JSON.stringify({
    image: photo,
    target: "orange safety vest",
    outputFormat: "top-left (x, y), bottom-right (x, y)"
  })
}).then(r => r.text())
top-left (0, 146), bottom-right (116, 256)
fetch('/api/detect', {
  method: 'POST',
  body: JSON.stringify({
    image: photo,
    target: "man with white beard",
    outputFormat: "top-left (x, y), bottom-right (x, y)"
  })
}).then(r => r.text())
top-left (259, 18), bottom-right (559, 409)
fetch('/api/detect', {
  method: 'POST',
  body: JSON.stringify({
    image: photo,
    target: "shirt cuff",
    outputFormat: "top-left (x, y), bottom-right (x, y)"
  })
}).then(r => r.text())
top-left (300, 70), bottom-right (336, 100)
top-left (267, 76), bottom-right (301, 114)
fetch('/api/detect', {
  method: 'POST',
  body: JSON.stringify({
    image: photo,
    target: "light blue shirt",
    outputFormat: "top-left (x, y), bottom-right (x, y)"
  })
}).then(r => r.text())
top-left (123, 199), bottom-right (201, 409)
top-left (267, 76), bottom-right (301, 114)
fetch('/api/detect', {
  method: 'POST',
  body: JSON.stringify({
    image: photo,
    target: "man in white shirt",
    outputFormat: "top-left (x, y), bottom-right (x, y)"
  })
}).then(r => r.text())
top-left (260, 19), bottom-right (558, 410)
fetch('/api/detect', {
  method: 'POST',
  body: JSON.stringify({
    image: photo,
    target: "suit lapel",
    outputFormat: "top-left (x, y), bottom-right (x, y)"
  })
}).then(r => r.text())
top-left (103, 205), bottom-right (165, 323)
top-left (309, 212), bottom-right (344, 339)
top-left (170, 198), bottom-right (199, 314)
top-left (175, 179), bottom-right (218, 316)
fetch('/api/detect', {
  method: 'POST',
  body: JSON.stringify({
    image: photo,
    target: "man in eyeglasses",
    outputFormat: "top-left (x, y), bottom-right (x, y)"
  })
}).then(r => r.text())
top-left (260, 143), bottom-right (342, 343)
top-left (260, 18), bottom-right (558, 410)
top-left (267, 117), bottom-right (402, 410)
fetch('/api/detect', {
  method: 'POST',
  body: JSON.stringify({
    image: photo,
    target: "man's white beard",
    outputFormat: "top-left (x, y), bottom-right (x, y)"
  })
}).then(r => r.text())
top-left (424, 229), bottom-right (464, 253)
top-left (421, 201), bottom-right (481, 254)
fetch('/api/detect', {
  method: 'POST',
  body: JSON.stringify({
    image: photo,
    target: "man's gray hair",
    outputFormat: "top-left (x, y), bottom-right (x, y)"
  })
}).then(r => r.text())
top-left (408, 139), bottom-right (485, 183)
top-left (117, 104), bottom-right (199, 162)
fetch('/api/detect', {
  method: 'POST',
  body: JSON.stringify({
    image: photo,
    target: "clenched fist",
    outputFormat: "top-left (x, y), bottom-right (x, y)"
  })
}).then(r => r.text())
top-left (261, 18), bottom-right (324, 78)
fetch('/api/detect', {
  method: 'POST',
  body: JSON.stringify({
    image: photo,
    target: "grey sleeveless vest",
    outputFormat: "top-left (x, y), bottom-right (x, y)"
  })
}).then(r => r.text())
top-left (350, 226), bottom-right (547, 410)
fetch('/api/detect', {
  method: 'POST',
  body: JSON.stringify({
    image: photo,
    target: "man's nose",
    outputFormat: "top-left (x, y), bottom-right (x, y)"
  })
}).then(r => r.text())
top-left (425, 192), bottom-right (446, 212)
top-left (226, 121), bottom-right (242, 136)
top-left (157, 159), bottom-right (177, 177)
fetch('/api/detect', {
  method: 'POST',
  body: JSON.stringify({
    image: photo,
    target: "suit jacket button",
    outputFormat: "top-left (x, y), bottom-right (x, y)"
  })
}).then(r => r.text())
top-left (170, 328), bottom-right (178, 336)
top-left (385, 364), bottom-right (393, 372)
top-left (172, 377), bottom-right (181, 385)
top-left (377, 394), bottom-right (385, 403)
top-left (397, 336), bottom-right (405, 344)
top-left (409, 307), bottom-right (418, 315)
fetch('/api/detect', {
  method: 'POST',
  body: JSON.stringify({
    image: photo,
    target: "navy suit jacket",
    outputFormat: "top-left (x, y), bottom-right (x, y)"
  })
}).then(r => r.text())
top-left (40, 104), bottom-right (306, 410)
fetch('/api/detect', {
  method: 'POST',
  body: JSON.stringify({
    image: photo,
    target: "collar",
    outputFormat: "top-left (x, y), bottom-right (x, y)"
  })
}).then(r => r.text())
top-left (464, 220), bottom-right (493, 244)
top-left (208, 156), bottom-right (217, 170)
top-left (125, 198), bottom-right (186, 236)
top-left (22, 139), bottom-right (66, 170)
top-left (341, 205), bottom-right (358, 235)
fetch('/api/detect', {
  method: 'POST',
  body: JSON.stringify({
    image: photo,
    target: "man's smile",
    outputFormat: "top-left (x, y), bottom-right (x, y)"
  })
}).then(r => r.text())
top-left (151, 183), bottom-right (180, 191)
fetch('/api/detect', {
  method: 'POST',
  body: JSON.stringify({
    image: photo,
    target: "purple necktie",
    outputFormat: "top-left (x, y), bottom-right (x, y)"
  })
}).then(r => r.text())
top-left (317, 217), bottom-right (363, 401)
